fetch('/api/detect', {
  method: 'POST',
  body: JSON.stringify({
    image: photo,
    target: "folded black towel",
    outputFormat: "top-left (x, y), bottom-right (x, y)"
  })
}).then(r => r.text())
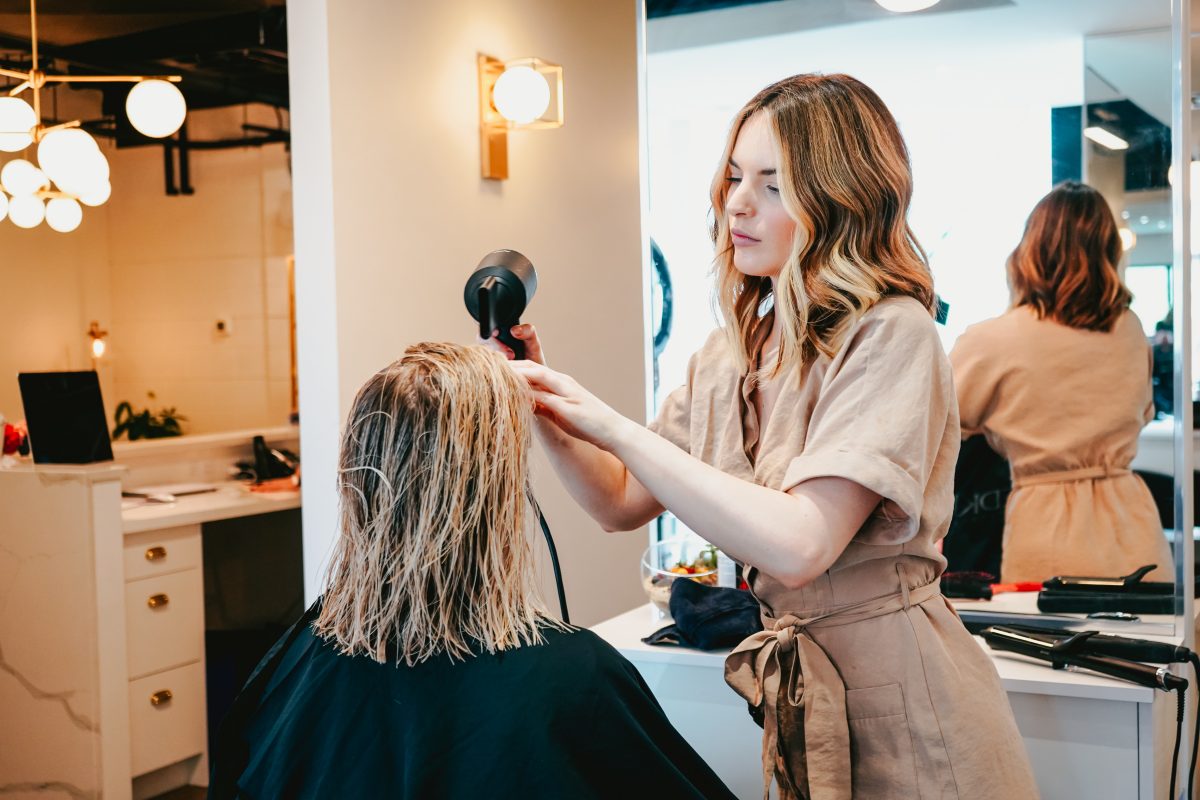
top-left (642, 579), bottom-right (763, 650)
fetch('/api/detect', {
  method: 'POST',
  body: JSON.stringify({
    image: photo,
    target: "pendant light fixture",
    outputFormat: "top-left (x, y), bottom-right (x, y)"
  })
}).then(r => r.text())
top-left (0, 0), bottom-right (188, 231)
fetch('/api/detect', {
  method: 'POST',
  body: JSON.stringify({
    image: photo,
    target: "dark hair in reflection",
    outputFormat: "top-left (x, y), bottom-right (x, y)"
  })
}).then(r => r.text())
top-left (1008, 180), bottom-right (1131, 332)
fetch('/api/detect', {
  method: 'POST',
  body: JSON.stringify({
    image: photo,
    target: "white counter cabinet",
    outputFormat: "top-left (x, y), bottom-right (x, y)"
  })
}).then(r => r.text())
top-left (0, 427), bottom-right (300, 800)
top-left (593, 603), bottom-right (1185, 800)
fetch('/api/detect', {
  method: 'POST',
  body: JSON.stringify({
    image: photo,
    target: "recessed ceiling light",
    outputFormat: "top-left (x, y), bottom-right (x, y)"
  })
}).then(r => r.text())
top-left (1084, 126), bottom-right (1130, 151)
top-left (875, 0), bottom-right (941, 11)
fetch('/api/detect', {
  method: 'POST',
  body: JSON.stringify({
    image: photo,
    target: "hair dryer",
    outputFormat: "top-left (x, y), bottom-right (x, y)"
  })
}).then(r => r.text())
top-left (463, 249), bottom-right (568, 623)
top-left (464, 249), bottom-right (538, 359)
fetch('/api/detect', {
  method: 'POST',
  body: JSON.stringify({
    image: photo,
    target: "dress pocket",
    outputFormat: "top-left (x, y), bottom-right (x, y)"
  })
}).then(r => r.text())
top-left (846, 683), bottom-right (920, 798)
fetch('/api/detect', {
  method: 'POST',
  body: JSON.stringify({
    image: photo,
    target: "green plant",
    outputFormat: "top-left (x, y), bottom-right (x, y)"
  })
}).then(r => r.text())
top-left (112, 392), bottom-right (186, 441)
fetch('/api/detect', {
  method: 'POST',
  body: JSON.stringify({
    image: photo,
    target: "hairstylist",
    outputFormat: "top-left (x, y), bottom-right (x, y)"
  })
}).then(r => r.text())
top-left (488, 74), bottom-right (1037, 799)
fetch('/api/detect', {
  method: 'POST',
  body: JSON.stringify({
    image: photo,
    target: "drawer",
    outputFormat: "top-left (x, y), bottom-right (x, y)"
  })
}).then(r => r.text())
top-left (124, 526), bottom-right (202, 582)
top-left (126, 569), bottom-right (205, 679)
top-left (129, 660), bottom-right (206, 777)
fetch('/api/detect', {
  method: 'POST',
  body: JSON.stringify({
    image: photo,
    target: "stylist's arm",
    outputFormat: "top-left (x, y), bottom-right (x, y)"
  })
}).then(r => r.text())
top-left (493, 328), bottom-right (880, 591)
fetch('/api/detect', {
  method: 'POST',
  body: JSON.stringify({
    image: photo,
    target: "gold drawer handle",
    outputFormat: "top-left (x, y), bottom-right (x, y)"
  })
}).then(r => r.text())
top-left (147, 593), bottom-right (170, 609)
top-left (150, 689), bottom-right (173, 707)
top-left (145, 546), bottom-right (167, 562)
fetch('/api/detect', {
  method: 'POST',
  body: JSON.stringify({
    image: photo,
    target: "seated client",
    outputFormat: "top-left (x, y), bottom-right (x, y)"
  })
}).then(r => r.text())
top-left (209, 342), bottom-right (735, 800)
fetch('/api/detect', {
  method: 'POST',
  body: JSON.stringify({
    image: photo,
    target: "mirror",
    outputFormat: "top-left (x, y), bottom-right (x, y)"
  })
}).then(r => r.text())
top-left (0, 102), bottom-right (294, 442)
top-left (644, 0), bottom-right (1189, 637)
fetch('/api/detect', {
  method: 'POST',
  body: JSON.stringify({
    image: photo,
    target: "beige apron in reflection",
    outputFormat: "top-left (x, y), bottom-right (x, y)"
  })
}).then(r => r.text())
top-left (950, 307), bottom-right (1173, 584)
top-left (652, 297), bottom-right (1037, 799)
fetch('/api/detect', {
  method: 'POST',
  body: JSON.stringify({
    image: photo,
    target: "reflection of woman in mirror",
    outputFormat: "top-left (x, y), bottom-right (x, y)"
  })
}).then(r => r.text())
top-left (488, 75), bottom-right (1035, 799)
top-left (950, 181), bottom-right (1172, 584)
top-left (209, 343), bottom-right (736, 800)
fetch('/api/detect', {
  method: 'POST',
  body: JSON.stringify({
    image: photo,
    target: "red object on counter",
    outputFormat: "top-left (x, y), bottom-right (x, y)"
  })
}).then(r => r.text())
top-left (990, 582), bottom-right (1043, 594)
top-left (3, 422), bottom-right (26, 455)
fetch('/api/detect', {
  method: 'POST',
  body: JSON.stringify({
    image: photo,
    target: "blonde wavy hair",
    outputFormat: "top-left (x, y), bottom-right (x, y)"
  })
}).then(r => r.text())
top-left (314, 342), bottom-right (558, 665)
top-left (711, 73), bottom-right (936, 373)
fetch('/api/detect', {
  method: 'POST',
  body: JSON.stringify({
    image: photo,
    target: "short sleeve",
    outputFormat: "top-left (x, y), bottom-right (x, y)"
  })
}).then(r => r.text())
top-left (781, 302), bottom-right (954, 545)
top-left (948, 324), bottom-right (998, 438)
top-left (647, 349), bottom-right (700, 454)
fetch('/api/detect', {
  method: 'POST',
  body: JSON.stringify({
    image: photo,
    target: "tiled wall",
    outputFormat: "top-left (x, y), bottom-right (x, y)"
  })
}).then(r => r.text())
top-left (0, 103), bottom-right (294, 435)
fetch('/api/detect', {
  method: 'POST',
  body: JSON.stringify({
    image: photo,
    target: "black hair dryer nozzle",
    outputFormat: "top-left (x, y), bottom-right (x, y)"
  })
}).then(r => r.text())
top-left (464, 249), bottom-right (538, 360)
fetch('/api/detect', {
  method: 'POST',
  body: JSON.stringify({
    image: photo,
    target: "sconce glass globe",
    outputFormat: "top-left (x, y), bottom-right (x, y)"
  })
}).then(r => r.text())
top-left (492, 66), bottom-right (551, 124)
top-left (0, 191), bottom-right (9, 223)
top-left (0, 97), bottom-right (36, 152)
top-left (1, 158), bottom-right (48, 196)
top-left (37, 128), bottom-right (102, 190)
top-left (78, 180), bottom-right (111, 207)
top-left (46, 197), bottom-right (83, 233)
top-left (126, 79), bottom-right (187, 139)
top-left (875, 0), bottom-right (940, 10)
top-left (8, 193), bottom-right (44, 228)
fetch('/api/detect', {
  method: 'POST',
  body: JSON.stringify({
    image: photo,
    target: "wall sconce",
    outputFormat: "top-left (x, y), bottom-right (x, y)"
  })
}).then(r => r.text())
top-left (87, 320), bottom-right (108, 364)
top-left (477, 54), bottom-right (564, 180)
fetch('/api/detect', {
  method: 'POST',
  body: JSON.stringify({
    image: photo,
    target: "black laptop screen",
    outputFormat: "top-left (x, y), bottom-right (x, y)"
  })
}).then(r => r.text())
top-left (18, 371), bottom-right (114, 464)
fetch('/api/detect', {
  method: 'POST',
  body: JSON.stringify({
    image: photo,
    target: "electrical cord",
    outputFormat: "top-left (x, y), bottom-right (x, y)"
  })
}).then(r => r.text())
top-left (529, 494), bottom-right (569, 625)
top-left (1190, 653), bottom-right (1200, 800)
top-left (1172, 685), bottom-right (1185, 800)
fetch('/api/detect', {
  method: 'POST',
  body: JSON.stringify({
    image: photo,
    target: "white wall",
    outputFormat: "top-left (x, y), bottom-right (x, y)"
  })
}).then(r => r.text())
top-left (289, 0), bottom-right (650, 625)
top-left (0, 102), bottom-right (295, 436)
top-left (646, 10), bottom-right (1084, 399)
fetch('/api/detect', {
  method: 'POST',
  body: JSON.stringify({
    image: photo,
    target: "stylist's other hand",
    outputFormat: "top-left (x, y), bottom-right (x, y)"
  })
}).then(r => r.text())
top-left (478, 324), bottom-right (547, 365)
top-left (509, 361), bottom-right (631, 451)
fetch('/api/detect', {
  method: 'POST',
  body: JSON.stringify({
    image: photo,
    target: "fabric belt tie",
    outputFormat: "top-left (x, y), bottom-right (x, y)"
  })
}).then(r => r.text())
top-left (1012, 465), bottom-right (1131, 489)
top-left (723, 572), bottom-right (941, 800)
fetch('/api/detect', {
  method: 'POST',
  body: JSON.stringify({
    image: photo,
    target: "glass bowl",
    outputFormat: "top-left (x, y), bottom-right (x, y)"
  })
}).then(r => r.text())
top-left (640, 537), bottom-right (719, 613)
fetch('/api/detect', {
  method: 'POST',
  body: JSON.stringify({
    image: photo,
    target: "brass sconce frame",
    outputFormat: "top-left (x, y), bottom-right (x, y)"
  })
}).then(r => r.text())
top-left (477, 54), bottom-right (564, 180)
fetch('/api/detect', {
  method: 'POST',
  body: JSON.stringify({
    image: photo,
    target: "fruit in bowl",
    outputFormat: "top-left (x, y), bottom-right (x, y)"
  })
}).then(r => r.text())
top-left (641, 538), bottom-right (719, 612)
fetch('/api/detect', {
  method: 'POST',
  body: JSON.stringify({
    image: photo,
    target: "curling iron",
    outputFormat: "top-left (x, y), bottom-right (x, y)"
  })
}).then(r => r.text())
top-left (983, 624), bottom-right (1195, 799)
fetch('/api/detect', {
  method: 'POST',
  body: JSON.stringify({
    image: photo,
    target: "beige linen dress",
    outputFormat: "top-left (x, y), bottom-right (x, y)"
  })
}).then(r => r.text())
top-left (651, 297), bottom-right (1036, 799)
top-left (949, 307), bottom-right (1172, 584)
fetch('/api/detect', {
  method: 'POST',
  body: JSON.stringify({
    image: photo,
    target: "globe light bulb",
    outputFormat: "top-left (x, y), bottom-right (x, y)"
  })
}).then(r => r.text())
top-left (875, 0), bottom-right (941, 11)
top-left (0, 192), bottom-right (9, 223)
top-left (78, 180), bottom-right (111, 207)
top-left (8, 194), bottom-right (44, 228)
top-left (52, 148), bottom-right (109, 198)
top-left (126, 80), bottom-right (187, 139)
top-left (45, 197), bottom-right (83, 233)
top-left (37, 128), bottom-right (102, 190)
top-left (0, 97), bottom-right (36, 152)
top-left (492, 66), bottom-right (551, 124)
top-left (91, 336), bottom-right (106, 359)
top-left (1, 159), bottom-right (48, 196)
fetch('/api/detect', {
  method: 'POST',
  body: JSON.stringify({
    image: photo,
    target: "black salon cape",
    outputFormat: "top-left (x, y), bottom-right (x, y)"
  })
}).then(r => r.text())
top-left (209, 602), bottom-right (736, 800)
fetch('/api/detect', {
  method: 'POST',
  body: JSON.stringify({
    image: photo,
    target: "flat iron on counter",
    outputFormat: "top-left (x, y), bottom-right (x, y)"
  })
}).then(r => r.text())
top-left (1037, 564), bottom-right (1175, 615)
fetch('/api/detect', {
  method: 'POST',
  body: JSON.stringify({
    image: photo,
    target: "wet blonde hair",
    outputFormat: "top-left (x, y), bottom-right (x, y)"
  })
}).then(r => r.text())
top-left (711, 73), bottom-right (936, 374)
top-left (314, 342), bottom-right (557, 665)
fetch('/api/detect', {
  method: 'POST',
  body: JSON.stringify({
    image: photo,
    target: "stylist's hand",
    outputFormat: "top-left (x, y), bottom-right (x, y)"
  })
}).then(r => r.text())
top-left (509, 361), bottom-right (631, 451)
top-left (478, 324), bottom-right (547, 365)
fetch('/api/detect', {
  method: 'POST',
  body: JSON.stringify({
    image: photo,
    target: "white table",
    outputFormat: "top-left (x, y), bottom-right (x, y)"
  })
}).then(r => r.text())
top-left (593, 602), bottom-right (1187, 799)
